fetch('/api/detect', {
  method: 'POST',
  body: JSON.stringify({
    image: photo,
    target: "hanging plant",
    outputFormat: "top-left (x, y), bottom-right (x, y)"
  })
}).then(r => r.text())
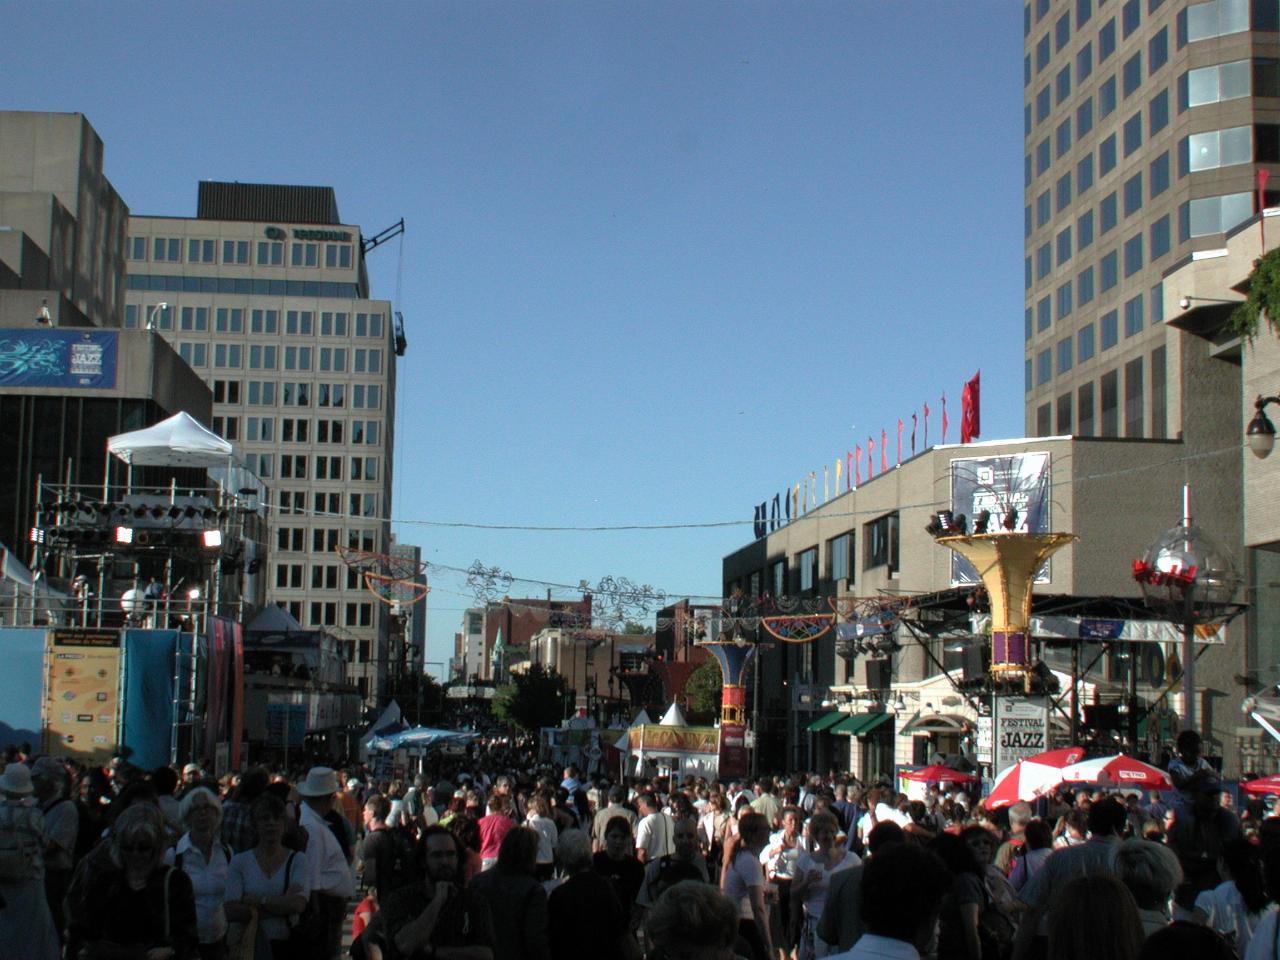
top-left (1230, 248), bottom-right (1280, 340)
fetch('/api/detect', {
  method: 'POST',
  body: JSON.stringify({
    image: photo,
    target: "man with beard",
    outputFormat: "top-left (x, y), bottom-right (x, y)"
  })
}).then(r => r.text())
top-left (357, 825), bottom-right (495, 960)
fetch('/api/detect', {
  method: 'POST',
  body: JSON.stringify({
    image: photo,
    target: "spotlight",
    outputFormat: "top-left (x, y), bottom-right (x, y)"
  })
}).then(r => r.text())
top-left (1002, 507), bottom-right (1019, 531)
top-left (973, 509), bottom-right (991, 534)
top-left (183, 506), bottom-right (198, 518)
top-left (28, 527), bottom-right (44, 544)
top-left (150, 506), bottom-right (166, 519)
top-left (133, 506), bottom-right (148, 519)
top-left (187, 587), bottom-right (201, 601)
top-left (168, 506), bottom-right (183, 519)
top-left (201, 529), bottom-right (223, 549)
top-left (114, 527), bottom-right (134, 545)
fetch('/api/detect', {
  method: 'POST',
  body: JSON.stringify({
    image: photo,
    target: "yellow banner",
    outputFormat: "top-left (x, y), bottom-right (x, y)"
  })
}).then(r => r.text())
top-left (43, 629), bottom-right (121, 762)
top-left (628, 724), bottom-right (719, 754)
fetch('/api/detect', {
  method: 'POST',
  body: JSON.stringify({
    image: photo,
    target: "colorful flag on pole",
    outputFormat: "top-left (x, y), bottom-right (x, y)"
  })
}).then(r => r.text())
top-left (867, 436), bottom-right (875, 480)
top-left (846, 451), bottom-right (852, 491)
top-left (911, 413), bottom-right (917, 455)
top-left (923, 402), bottom-right (930, 448)
top-left (823, 464), bottom-right (829, 503)
top-left (961, 370), bottom-right (981, 444)
top-left (793, 483), bottom-right (800, 518)
top-left (854, 446), bottom-right (861, 488)
top-left (835, 457), bottom-right (842, 496)
top-left (771, 493), bottom-right (780, 530)
top-left (785, 488), bottom-right (791, 522)
top-left (897, 419), bottom-right (904, 465)
top-left (880, 429), bottom-right (888, 473)
top-left (941, 393), bottom-right (949, 444)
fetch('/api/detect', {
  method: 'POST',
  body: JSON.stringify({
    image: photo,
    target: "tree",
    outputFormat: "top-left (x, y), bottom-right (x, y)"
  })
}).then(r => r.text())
top-left (683, 658), bottom-right (723, 725)
top-left (621, 621), bottom-right (654, 635)
top-left (492, 663), bottom-right (573, 732)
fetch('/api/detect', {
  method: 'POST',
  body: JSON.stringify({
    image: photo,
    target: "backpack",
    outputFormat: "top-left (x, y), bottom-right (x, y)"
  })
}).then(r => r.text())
top-left (0, 810), bottom-right (42, 882)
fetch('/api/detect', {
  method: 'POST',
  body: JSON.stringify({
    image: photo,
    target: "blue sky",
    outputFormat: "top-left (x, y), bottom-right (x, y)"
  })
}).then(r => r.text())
top-left (6, 3), bottom-right (1025, 672)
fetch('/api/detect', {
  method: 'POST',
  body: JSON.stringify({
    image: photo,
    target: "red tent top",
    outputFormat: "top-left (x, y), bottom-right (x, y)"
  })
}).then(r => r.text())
top-left (902, 764), bottom-right (976, 783)
top-left (1242, 774), bottom-right (1280, 796)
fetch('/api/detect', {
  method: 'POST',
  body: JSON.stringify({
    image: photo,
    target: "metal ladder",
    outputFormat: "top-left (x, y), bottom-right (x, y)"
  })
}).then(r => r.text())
top-left (170, 627), bottom-right (199, 765)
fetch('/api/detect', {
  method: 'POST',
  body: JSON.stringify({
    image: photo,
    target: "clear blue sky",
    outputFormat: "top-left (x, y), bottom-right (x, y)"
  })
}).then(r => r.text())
top-left (6, 3), bottom-right (1025, 672)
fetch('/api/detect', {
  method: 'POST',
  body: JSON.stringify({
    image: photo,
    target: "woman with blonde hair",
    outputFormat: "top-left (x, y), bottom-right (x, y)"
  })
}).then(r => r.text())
top-left (793, 811), bottom-right (860, 959)
top-left (526, 789), bottom-right (559, 880)
top-left (65, 801), bottom-right (199, 959)
top-left (166, 785), bottom-right (231, 959)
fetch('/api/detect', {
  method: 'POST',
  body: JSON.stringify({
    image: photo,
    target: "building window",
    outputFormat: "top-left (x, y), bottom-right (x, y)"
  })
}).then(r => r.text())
top-left (1124, 293), bottom-right (1145, 336)
top-left (1057, 227), bottom-right (1072, 265)
top-left (1101, 369), bottom-right (1119, 436)
top-left (128, 237), bottom-right (147, 261)
top-left (1037, 137), bottom-right (1051, 176)
top-left (1123, 232), bottom-right (1144, 276)
top-left (1078, 209), bottom-right (1095, 249)
top-left (797, 548), bottom-right (818, 593)
top-left (1057, 335), bottom-right (1074, 375)
top-left (1151, 214), bottom-right (1172, 258)
top-left (1101, 309), bottom-right (1119, 349)
top-left (1100, 18), bottom-right (1117, 61)
top-left (1057, 174), bottom-right (1072, 213)
top-left (1151, 345), bottom-right (1168, 437)
top-left (865, 513), bottom-right (899, 573)
top-left (215, 308), bottom-right (244, 333)
top-left (180, 306), bottom-right (208, 331)
top-left (1078, 381), bottom-right (1096, 435)
top-left (1181, 192), bottom-right (1254, 238)
top-left (1149, 90), bottom-right (1169, 135)
top-left (1026, 359), bottom-right (1034, 393)
top-left (213, 344), bottom-right (242, 369)
top-left (291, 242), bottom-right (319, 267)
top-left (1125, 357), bottom-right (1145, 437)
top-left (829, 533), bottom-right (853, 583)
top-left (1057, 281), bottom-right (1073, 319)
top-left (1037, 348), bottom-right (1052, 385)
top-left (256, 241), bottom-right (283, 266)
top-left (1078, 41), bottom-right (1093, 81)
top-left (187, 239), bottom-right (215, 263)
top-left (324, 244), bottom-right (352, 268)
top-left (153, 238), bottom-right (181, 262)
top-left (1037, 403), bottom-right (1052, 436)
top-left (1057, 66), bottom-right (1072, 106)
top-left (1184, 0), bottom-right (1252, 44)
top-left (1123, 173), bottom-right (1143, 217)
top-left (1149, 27), bottom-right (1169, 72)
top-left (1078, 0), bottom-right (1092, 27)
top-left (1101, 193), bottom-right (1118, 233)
top-left (1057, 392), bottom-right (1073, 433)
top-left (771, 560), bottom-right (785, 599)
top-left (177, 343), bottom-right (207, 367)
top-left (1037, 33), bottom-right (1051, 72)
top-left (1036, 243), bottom-right (1052, 279)
top-left (1100, 75), bottom-right (1117, 117)
top-left (1077, 99), bottom-right (1094, 140)
top-left (1123, 112), bottom-right (1143, 156)
top-left (1123, 52), bottom-right (1143, 96)
top-left (1099, 134), bottom-right (1117, 175)
top-left (1056, 10), bottom-right (1072, 49)
top-left (1078, 265), bottom-right (1095, 305)
top-left (1122, 0), bottom-right (1140, 36)
top-left (222, 240), bottom-right (249, 264)
top-left (1078, 322), bottom-right (1096, 361)
top-left (250, 309), bottom-right (279, 334)
top-left (1150, 152), bottom-right (1170, 197)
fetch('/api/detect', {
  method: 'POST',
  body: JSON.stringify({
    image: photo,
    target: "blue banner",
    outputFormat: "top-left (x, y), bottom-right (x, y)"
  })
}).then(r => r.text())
top-left (0, 329), bottom-right (118, 388)
top-left (0, 628), bottom-right (47, 749)
top-left (121, 629), bottom-right (178, 769)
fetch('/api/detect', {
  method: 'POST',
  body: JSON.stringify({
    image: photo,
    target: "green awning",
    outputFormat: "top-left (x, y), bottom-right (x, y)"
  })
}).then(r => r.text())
top-left (807, 711), bottom-right (845, 732)
top-left (831, 711), bottom-right (893, 736)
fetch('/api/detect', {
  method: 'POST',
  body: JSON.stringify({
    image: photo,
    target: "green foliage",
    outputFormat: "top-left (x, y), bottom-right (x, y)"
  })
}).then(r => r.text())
top-left (1230, 248), bottom-right (1280, 340)
top-left (683, 658), bottom-right (723, 725)
top-left (491, 663), bottom-right (573, 731)
top-left (621, 621), bottom-right (653, 635)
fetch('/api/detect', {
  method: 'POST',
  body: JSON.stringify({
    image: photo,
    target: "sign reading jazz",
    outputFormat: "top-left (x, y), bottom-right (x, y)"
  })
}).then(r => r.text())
top-left (994, 695), bottom-right (1048, 774)
top-left (0, 330), bottom-right (118, 389)
top-left (950, 452), bottom-right (1052, 585)
top-left (42, 629), bottom-right (122, 763)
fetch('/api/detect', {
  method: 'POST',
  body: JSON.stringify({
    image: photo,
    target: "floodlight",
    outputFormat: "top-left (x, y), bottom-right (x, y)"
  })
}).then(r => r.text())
top-left (115, 527), bottom-right (134, 545)
top-left (201, 529), bottom-right (223, 548)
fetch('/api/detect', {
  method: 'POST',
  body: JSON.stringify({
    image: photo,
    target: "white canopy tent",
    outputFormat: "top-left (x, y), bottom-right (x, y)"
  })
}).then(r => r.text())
top-left (106, 412), bottom-right (263, 501)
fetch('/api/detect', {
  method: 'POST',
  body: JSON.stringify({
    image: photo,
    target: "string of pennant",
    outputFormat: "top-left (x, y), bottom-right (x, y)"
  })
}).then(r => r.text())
top-left (752, 372), bottom-right (981, 539)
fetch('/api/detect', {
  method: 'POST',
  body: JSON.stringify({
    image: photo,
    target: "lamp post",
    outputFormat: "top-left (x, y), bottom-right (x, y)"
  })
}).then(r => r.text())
top-left (1246, 395), bottom-right (1280, 458)
top-left (145, 302), bottom-right (169, 331)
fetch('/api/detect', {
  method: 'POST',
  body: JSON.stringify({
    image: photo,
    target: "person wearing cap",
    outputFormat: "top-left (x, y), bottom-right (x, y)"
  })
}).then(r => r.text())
top-left (298, 766), bottom-right (357, 960)
top-left (0, 762), bottom-right (60, 959)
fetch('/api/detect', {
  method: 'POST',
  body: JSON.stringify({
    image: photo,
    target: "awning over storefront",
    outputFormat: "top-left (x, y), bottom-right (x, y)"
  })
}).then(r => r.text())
top-left (900, 713), bottom-right (972, 737)
top-left (807, 711), bottom-right (846, 732)
top-left (831, 712), bottom-right (892, 736)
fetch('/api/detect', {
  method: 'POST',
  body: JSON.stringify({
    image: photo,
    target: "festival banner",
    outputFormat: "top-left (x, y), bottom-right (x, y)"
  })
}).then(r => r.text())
top-left (43, 629), bottom-right (122, 762)
top-left (0, 329), bottom-right (118, 389)
top-left (626, 725), bottom-right (720, 754)
top-left (950, 453), bottom-right (1052, 585)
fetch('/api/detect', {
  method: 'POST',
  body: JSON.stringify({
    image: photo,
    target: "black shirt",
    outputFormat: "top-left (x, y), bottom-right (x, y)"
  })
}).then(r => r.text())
top-left (592, 850), bottom-right (645, 913)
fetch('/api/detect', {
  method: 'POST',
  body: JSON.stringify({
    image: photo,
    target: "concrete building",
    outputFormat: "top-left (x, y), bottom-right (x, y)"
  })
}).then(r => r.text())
top-left (1022, 0), bottom-right (1276, 440)
top-left (124, 182), bottom-right (399, 701)
top-left (389, 541), bottom-right (428, 677)
top-left (723, 429), bottom-right (1243, 778)
top-left (524, 626), bottom-right (655, 720)
top-left (453, 607), bottom-right (487, 681)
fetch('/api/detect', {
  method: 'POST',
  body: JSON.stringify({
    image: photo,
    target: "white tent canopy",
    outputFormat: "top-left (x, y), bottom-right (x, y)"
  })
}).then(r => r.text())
top-left (659, 702), bottom-right (688, 727)
top-left (107, 412), bottom-right (233, 468)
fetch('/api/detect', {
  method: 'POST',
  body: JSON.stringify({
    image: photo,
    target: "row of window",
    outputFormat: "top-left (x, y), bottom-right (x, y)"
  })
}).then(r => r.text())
top-left (268, 454), bottom-right (378, 485)
top-left (740, 514), bottom-right (901, 605)
top-left (276, 526), bottom-right (379, 555)
top-left (246, 444), bottom-right (381, 480)
top-left (130, 237), bottom-right (354, 270)
top-left (212, 379), bottom-right (383, 410)
top-left (125, 305), bottom-right (385, 338)
top-left (1028, 26), bottom-right (1167, 127)
top-left (1028, 288), bottom-right (1162, 385)
top-left (177, 342), bottom-right (384, 373)
top-left (1028, 145), bottom-right (1170, 244)
top-left (275, 562), bottom-right (375, 593)
top-left (1031, 347), bottom-right (1168, 441)
top-left (125, 274), bottom-right (362, 299)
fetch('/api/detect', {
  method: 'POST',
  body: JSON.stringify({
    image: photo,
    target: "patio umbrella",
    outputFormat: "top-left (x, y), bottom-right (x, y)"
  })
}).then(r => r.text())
top-left (902, 764), bottom-right (976, 784)
top-left (1242, 774), bottom-right (1280, 796)
top-left (985, 746), bottom-right (1086, 809)
top-left (1058, 754), bottom-right (1172, 790)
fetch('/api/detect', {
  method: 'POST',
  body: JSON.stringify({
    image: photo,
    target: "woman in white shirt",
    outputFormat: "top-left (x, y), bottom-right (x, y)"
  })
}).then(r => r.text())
top-left (526, 790), bottom-right (559, 881)
top-left (224, 794), bottom-right (311, 960)
top-left (792, 811), bottom-right (860, 959)
top-left (721, 810), bottom-right (773, 960)
top-left (165, 786), bottom-right (231, 960)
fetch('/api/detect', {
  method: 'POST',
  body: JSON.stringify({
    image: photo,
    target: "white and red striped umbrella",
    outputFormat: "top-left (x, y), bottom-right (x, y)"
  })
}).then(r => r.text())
top-left (902, 764), bottom-right (976, 784)
top-left (1242, 775), bottom-right (1280, 796)
top-left (1058, 754), bottom-right (1172, 790)
top-left (985, 746), bottom-right (1086, 809)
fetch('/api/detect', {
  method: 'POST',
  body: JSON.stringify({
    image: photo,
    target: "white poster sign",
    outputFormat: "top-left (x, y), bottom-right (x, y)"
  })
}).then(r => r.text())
top-left (994, 695), bottom-right (1047, 774)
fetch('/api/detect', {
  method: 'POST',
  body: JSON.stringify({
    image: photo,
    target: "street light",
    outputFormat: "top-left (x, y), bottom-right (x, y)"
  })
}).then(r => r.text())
top-left (145, 302), bottom-right (169, 331)
top-left (1246, 395), bottom-right (1280, 458)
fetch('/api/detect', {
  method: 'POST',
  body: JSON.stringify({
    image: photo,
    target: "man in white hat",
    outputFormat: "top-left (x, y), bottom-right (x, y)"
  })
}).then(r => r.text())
top-left (298, 766), bottom-right (356, 960)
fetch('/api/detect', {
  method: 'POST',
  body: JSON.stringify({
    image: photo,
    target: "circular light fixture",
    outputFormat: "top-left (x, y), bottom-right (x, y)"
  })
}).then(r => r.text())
top-left (1247, 406), bottom-right (1276, 459)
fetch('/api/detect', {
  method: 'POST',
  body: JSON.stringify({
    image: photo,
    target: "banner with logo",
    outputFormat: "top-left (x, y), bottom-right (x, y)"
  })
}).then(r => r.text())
top-left (994, 695), bottom-right (1048, 775)
top-left (950, 452), bottom-right (1051, 584)
top-left (43, 629), bottom-right (122, 762)
top-left (0, 330), bottom-right (118, 389)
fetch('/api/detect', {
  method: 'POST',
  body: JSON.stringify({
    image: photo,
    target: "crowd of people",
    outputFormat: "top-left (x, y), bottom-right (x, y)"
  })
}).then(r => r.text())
top-left (0, 728), bottom-right (1276, 960)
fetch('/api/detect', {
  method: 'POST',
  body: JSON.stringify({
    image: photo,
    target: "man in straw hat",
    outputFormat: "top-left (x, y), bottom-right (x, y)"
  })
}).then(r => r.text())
top-left (298, 765), bottom-right (357, 959)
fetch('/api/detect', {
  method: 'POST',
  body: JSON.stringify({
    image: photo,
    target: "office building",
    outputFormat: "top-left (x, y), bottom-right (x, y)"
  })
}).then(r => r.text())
top-left (1022, 0), bottom-right (1276, 438)
top-left (124, 182), bottom-right (399, 700)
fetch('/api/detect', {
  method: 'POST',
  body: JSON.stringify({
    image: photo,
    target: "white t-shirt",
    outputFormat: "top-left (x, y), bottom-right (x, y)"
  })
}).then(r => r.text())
top-left (723, 850), bottom-right (765, 920)
top-left (856, 803), bottom-right (908, 839)
top-left (636, 811), bottom-right (675, 861)
top-left (1244, 906), bottom-right (1279, 960)
top-left (1196, 880), bottom-right (1266, 956)
top-left (795, 849), bottom-right (861, 918)
top-left (527, 814), bottom-right (558, 864)
top-left (225, 849), bottom-right (312, 941)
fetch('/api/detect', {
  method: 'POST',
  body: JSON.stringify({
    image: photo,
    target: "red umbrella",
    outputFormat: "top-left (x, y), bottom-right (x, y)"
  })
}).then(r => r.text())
top-left (1242, 775), bottom-right (1280, 796)
top-left (985, 746), bottom-right (1086, 809)
top-left (1058, 754), bottom-right (1172, 789)
top-left (902, 764), bottom-right (976, 784)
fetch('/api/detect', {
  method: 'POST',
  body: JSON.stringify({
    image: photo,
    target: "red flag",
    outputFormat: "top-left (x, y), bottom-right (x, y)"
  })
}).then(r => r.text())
top-left (911, 413), bottom-right (918, 455)
top-left (961, 371), bottom-right (981, 444)
top-left (923, 403), bottom-right (930, 448)
top-left (896, 419), bottom-right (904, 465)
top-left (880, 429), bottom-right (888, 473)
top-left (867, 436), bottom-right (875, 479)
top-left (941, 393), bottom-right (949, 444)
top-left (854, 444), bottom-right (862, 487)
top-left (846, 451), bottom-right (853, 491)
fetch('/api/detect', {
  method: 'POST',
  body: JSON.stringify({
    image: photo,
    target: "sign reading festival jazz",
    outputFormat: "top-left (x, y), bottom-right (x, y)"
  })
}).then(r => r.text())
top-left (0, 330), bottom-right (118, 389)
top-left (994, 695), bottom-right (1050, 775)
top-left (949, 452), bottom-right (1052, 585)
